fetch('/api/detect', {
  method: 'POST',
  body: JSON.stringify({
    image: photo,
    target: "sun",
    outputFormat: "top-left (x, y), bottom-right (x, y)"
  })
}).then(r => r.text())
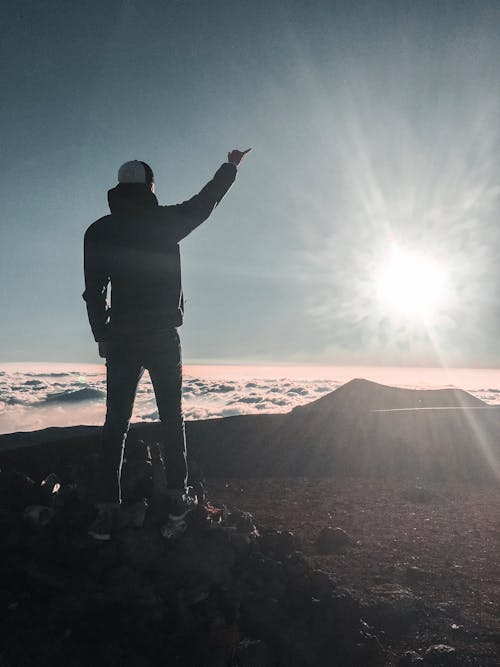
top-left (375, 246), bottom-right (448, 322)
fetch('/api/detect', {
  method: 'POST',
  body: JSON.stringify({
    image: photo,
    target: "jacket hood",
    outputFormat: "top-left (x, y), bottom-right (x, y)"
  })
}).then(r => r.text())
top-left (107, 183), bottom-right (159, 215)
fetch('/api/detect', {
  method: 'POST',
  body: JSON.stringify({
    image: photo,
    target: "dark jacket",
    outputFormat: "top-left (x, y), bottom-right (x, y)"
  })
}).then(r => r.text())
top-left (83, 162), bottom-right (237, 342)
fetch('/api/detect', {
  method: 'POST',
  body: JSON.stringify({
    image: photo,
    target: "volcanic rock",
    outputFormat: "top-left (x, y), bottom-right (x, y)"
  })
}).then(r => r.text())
top-left (315, 526), bottom-right (350, 553)
top-left (0, 471), bottom-right (38, 511)
top-left (0, 460), bottom-right (392, 667)
top-left (117, 527), bottom-right (166, 573)
top-left (226, 508), bottom-right (258, 533)
top-left (362, 584), bottom-right (424, 634)
top-left (310, 569), bottom-right (337, 598)
top-left (258, 528), bottom-right (297, 560)
top-left (121, 439), bottom-right (153, 502)
top-left (23, 504), bottom-right (55, 527)
top-left (424, 643), bottom-right (457, 664)
top-left (398, 650), bottom-right (424, 664)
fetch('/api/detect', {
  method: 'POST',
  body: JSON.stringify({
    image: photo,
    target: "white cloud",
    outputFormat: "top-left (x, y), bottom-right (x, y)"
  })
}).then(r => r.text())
top-left (1, 364), bottom-right (499, 435)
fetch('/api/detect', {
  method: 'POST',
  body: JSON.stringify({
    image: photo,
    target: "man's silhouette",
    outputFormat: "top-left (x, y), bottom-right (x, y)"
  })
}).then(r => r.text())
top-left (83, 149), bottom-right (250, 537)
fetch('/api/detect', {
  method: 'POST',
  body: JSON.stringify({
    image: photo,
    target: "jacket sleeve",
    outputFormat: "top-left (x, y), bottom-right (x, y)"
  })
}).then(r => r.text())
top-left (166, 162), bottom-right (237, 241)
top-left (82, 229), bottom-right (110, 342)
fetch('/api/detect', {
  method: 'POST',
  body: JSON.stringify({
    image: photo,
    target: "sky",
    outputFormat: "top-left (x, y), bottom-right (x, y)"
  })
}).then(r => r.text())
top-left (2, 0), bottom-right (500, 367)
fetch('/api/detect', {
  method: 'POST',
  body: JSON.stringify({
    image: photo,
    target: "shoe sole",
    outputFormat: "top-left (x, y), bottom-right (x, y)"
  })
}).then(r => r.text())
top-left (168, 509), bottom-right (191, 522)
top-left (88, 529), bottom-right (111, 541)
top-left (161, 518), bottom-right (187, 540)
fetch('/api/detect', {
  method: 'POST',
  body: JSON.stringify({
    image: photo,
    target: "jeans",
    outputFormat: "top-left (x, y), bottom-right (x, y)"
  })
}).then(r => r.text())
top-left (99, 328), bottom-right (187, 503)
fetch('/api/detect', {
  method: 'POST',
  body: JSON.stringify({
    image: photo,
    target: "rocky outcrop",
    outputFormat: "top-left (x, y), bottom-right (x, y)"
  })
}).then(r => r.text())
top-left (0, 465), bottom-right (389, 667)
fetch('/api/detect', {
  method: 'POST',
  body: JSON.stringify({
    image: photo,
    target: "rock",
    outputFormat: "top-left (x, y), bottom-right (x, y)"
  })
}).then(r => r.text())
top-left (167, 528), bottom-right (236, 585)
top-left (352, 623), bottom-right (388, 667)
top-left (267, 576), bottom-right (287, 601)
top-left (310, 569), bottom-right (336, 599)
top-left (306, 591), bottom-right (367, 664)
top-left (228, 531), bottom-right (252, 558)
top-left (260, 557), bottom-right (286, 585)
top-left (0, 508), bottom-right (29, 548)
top-left (0, 443), bottom-right (391, 667)
top-left (362, 584), bottom-right (423, 634)
top-left (259, 529), bottom-right (297, 560)
top-left (321, 589), bottom-right (361, 627)
top-left (97, 566), bottom-right (163, 619)
top-left (55, 488), bottom-right (96, 534)
top-left (118, 527), bottom-right (166, 572)
top-left (315, 526), bottom-right (350, 553)
top-left (0, 471), bottom-right (38, 511)
top-left (284, 551), bottom-right (310, 580)
top-left (246, 551), bottom-right (266, 579)
top-left (398, 649), bottom-right (424, 665)
top-left (240, 593), bottom-right (307, 666)
top-left (234, 638), bottom-right (271, 666)
top-left (245, 552), bottom-right (286, 595)
top-left (23, 504), bottom-right (55, 527)
top-left (121, 440), bottom-right (153, 501)
top-left (226, 509), bottom-right (258, 534)
top-left (424, 644), bottom-right (457, 664)
top-left (204, 500), bottom-right (225, 523)
top-left (144, 493), bottom-right (170, 528)
top-left (186, 502), bottom-right (218, 531)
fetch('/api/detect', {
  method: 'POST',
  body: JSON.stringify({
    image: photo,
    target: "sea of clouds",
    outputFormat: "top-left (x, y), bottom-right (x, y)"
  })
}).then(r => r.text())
top-left (0, 365), bottom-right (341, 435)
top-left (1, 364), bottom-right (500, 435)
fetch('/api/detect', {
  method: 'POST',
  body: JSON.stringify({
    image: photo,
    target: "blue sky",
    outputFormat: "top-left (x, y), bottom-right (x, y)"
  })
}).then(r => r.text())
top-left (2, 0), bottom-right (500, 366)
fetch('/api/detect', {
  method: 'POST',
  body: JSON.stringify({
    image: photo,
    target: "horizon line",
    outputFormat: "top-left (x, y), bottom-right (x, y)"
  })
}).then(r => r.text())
top-left (2, 360), bottom-right (500, 371)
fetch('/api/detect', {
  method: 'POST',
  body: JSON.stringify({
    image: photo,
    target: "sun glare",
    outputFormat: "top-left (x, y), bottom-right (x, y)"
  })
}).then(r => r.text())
top-left (376, 246), bottom-right (448, 322)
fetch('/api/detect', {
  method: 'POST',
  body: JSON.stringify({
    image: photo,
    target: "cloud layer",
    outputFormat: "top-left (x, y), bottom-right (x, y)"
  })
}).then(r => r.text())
top-left (0, 366), bottom-right (342, 435)
top-left (1, 364), bottom-right (499, 435)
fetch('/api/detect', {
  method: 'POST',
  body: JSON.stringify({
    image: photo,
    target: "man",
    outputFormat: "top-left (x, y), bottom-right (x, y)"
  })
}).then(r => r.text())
top-left (83, 148), bottom-right (251, 538)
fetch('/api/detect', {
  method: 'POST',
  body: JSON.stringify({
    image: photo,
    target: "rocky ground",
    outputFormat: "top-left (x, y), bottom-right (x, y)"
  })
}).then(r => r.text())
top-left (0, 416), bottom-right (499, 665)
top-left (209, 477), bottom-right (500, 665)
top-left (0, 463), bottom-right (389, 667)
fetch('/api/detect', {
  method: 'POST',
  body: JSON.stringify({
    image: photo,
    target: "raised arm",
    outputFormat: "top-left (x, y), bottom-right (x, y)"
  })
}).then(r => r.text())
top-left (82, 228), bottom-right (110, 342)
top-left (168, 148), bottom-right (251, 241)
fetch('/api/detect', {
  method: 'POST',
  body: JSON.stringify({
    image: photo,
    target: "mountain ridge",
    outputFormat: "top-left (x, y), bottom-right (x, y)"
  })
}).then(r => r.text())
top-left (1, 379), bottom-right (498, 482)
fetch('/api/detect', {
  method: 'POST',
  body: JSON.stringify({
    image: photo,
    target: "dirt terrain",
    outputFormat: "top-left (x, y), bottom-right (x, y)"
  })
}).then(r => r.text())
top-left (209, 476), bottom-right (500, 665)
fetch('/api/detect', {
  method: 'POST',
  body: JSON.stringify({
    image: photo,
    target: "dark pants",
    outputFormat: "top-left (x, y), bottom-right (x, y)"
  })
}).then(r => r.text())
top-left (99, 328), bottom-right (187, 503)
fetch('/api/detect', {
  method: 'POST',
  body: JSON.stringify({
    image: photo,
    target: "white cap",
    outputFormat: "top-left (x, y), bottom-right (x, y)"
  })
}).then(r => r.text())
top-left (118, 160), bottom-right (148, 184)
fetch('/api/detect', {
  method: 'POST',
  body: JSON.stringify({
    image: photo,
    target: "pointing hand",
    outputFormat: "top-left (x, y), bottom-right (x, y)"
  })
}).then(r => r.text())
top-left (227, 148), bottom-right (252, 167)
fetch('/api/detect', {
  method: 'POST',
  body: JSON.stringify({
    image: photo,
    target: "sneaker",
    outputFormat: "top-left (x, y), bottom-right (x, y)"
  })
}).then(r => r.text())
top-left (88, 502), bottom-right (120, 541)
top-left (169, 489), bottom-right (198, 520)
top-left (160, 489), bottom-right (198, 540)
